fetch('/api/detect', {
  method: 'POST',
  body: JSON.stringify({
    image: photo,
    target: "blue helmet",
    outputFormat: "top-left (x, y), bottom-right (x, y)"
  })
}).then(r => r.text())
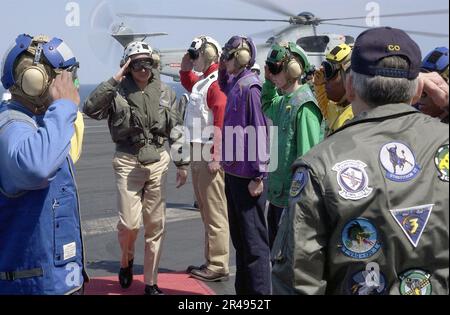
top-left (1, 34), bottom-right (78, 90)
top-left (421, 47), bottom-right (449, 74)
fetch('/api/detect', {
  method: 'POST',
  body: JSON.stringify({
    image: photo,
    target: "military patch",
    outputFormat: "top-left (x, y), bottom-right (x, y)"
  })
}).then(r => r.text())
top-left (332, 160), bottom-right (373, 200)
top-left (390, 204), bottom-right (434, 248)
top-left (379, 141), bottom-right (421, 182)
top-left (340, 218), bottom-right (381, 259)
top-left (289, 169), bottom-right (309, 198)
top-left (399, 269), bottom-right (432, 295)
top-left (434, 144), bottom-right (449, 182)
top-left (346, 267), bottom-right (387, 295)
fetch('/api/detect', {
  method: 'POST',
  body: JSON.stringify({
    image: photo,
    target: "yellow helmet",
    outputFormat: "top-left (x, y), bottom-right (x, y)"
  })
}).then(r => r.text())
top-left (322, 44), bottom-right (352, 81)
top-left (326, 43), bottom-right (352, 63)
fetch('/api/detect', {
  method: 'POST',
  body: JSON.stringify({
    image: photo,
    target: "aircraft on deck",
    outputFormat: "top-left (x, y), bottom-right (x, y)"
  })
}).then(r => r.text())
top-left (90, 0), bottom-right (449, 81)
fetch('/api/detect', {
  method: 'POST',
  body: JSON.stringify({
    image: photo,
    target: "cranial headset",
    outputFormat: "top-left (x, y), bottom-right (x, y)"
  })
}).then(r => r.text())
top-left (2, 34), bottom-right (78, 98)
top-left (266, 42), bottom-right (308, 80)
top-left (188, 36), bottom-right (221, 63)
top-left (322, 44), bottom-right (352, 81)
top-left (222, 36), bottom-right (256, 68)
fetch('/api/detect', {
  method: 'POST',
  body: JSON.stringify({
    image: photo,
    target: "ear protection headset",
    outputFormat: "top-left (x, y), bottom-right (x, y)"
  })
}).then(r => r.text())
top-left (279, 42), bottom-right (305, 81)
top-left (2, 34), bottom-right (78, 98)
top-left (18, 40), bottom-right (52, 97)
top-left (200, 38), bottom-right (219, 63)
top-left (233, 39), bottom-right (251, 68)
top-left (189, 36), bottom-right (222, 64)
top-left (282, 48), bottom-right (303, 80)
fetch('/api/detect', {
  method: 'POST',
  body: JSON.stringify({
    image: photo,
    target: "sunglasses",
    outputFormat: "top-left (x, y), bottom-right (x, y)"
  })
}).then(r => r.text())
top-left (322, 61), bottom-right (340, 81)
top-left (130, 59), bottom-right (153, 71)
top-left (266, 61), bottom-right (283, 75)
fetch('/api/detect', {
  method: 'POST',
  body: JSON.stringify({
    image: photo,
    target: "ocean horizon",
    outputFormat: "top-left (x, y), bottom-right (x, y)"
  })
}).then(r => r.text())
top-left (1, 81), bottom-right (187, 107)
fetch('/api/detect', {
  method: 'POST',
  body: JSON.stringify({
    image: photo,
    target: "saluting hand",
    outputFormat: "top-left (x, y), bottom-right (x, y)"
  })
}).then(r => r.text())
top-left (416, 72), bottom-right (449, 110)
top-left (49, 70), bottom-right (80, 106)
top-left (313, 67), bottom-right (326, 86)
top-left (181, 53), bottom-right (194, 72)
top-left (113, 59), bottom-right (131, 83)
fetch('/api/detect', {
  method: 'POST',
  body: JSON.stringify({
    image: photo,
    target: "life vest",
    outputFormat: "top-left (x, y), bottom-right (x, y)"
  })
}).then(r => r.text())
top-left (0, 103), bottom-right (86, 295)
top-left (184, 71), bottom-right (218, 144)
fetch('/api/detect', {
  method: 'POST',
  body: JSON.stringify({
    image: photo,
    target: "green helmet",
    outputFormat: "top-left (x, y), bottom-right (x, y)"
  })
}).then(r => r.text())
top-left (266, 42), bottom-right (311, 73)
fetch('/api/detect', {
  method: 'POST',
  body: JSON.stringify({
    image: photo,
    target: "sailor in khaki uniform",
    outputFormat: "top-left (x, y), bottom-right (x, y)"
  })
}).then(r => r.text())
top-left (272, 27), bottom-right (449, 295)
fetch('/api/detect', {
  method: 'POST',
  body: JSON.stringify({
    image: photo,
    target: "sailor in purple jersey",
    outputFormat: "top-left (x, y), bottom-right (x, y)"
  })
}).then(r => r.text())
top-left (218, 35), bottom-right (271, 295)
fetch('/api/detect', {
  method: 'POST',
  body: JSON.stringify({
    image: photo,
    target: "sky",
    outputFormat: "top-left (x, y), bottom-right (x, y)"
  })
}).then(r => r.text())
top-left (0, 0), bottom-right (448, 84)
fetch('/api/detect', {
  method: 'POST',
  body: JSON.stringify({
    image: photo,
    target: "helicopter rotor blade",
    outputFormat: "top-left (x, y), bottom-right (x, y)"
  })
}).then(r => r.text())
top-left (117, 13), bottom-right (289, 23)
top-left (319, 9), bottom-right (449, 22)
top-left (237, 0), bottom-right (296, 17)
top-left (321, 22), bottom-right (449, 38)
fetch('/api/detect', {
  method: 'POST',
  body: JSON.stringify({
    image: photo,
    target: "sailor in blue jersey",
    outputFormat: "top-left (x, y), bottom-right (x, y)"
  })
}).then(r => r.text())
top-left (0, 34), bottom-right (87, 295)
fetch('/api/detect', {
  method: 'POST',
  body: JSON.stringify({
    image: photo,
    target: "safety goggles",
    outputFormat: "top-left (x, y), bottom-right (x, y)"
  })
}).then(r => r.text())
top-left (54, 62), bottom-right (80, 87)
top-left (265, 61), bottom-right (283, 75)
top-left (66, 62), bottom-right (79, 78)
top-left (221, 49), bottom-right (235, 62)
top-left (130, 59), bottom-right (153, 71)
top-left (322, 60), bottom-right (341, 81)
top-left (67, 62), bottom-right (80, 88)
top-left (188, 49), bottom-right (199, 61)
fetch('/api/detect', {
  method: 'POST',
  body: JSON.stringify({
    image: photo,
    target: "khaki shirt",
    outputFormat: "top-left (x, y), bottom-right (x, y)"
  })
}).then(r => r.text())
top-left (272, 104), bottom-right (449, 295)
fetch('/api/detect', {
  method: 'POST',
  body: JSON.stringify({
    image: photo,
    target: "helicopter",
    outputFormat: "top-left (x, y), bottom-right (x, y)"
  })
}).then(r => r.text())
top-left (93, 0), bottom-right (449, 82)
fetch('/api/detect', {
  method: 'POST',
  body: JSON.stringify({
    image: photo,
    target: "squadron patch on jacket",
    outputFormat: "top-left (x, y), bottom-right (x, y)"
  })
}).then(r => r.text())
top-left (290, 169), bottom-right (309, 198)
top-left (434, 144), bottom-right (449, 182)
top-left (399, 269), bottom-right (432, 295)
top-left (346, 267), bottom-right (387, 295)
top-left (379, 141), bottom-right (421, 182)
top-left (340, 218), bottom-right (381, 259)
top-left (332, 160), bottom-right (373, 200)
top-left (390, 204), bottom-right (434, 248)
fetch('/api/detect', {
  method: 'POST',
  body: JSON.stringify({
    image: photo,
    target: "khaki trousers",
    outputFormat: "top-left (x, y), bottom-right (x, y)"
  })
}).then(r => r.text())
top-left (191, 143), bottom-right (229, 274)
top-left (113, 150), bottom-right (170, 286)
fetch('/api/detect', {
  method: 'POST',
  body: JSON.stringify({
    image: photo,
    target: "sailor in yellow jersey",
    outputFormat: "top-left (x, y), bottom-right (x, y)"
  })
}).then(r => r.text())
top-left (314, 43), bottom-right (354, 135)
top-left (70, 74), bottom-right (84, 163)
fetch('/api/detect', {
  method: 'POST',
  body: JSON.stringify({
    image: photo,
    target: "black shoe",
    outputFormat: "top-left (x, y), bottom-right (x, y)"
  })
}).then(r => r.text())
top-left (144, 284), bottom-right (164, 295)
top-left (118, 259), bottom-right (134, 289)
top-left (186, 264), bottom-right (207, 273)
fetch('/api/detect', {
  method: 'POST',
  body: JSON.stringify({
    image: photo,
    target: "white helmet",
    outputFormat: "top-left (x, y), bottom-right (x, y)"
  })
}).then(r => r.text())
top-left (251, 63), bottom-right (261, 72)
top-left (121, 41), bottom-right (153, 65)
top-left (188, 36), bottom-right (222, 62)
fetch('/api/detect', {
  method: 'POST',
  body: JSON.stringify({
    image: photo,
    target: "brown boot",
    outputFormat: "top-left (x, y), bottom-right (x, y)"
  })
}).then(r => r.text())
top-left (190, 268), bottom-right (229, 282)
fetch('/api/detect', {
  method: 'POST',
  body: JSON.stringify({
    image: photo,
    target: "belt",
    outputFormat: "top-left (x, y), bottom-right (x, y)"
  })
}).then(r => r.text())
top-left (0, 268), bottom-right (43, 281)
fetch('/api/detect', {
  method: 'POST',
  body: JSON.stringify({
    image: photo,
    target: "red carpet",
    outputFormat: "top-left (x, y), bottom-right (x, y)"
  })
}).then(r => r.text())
top-left (85, 272), bottom-right (216, 295)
